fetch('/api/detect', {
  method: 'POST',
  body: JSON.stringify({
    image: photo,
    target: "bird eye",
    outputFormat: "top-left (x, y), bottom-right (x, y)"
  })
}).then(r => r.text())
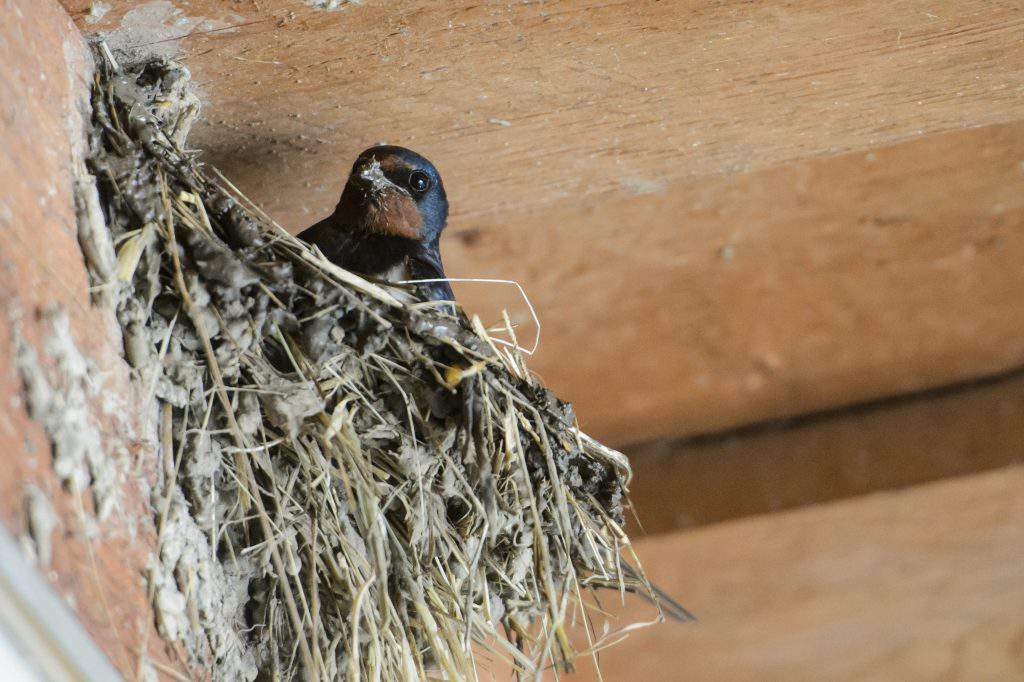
top-left (408, 170), bottom-right (431, 193)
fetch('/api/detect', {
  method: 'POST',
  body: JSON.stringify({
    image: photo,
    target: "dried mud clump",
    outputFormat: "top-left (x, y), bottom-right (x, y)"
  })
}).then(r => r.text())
top-left (83, 50), bottom-right (673, 681)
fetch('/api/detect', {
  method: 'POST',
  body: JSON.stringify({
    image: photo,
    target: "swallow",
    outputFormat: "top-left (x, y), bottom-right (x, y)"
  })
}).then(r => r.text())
top-left (298, 145), bottom-right (454, 302)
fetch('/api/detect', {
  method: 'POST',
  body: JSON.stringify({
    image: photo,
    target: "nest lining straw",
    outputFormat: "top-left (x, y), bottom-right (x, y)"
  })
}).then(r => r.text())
top-left (84, 52), bottom-right (669, 681)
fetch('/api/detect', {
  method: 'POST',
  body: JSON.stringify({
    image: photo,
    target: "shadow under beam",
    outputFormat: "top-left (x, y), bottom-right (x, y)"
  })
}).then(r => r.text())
top-left (627, 366), bottom-right (1024, 535)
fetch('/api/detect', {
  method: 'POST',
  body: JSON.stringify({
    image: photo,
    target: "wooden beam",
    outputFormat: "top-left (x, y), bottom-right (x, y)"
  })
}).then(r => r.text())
top-left (528, 466), bottom-right (1024, 681)
top-left (61, 1), bottom-right (1024, 444)
top-left (457, 121), bottom-right (1024, 443)
top-left (61, 0), bottom-right (1024, 222)
top-left (627, 370), bottom-right (1024, 533)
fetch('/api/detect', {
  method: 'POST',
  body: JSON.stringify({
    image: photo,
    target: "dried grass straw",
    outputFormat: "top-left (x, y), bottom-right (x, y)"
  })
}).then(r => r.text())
top-left (86, 51), bottom-right (675, 681)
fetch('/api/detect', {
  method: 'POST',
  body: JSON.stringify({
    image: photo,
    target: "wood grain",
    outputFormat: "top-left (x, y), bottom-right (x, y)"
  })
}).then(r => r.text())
top-left (59, 0), bottom-right (1024, 444)
top-left (61, 0), bottom-right (1024, 221)
top-left (456, 121), bottom-right (1024, 442)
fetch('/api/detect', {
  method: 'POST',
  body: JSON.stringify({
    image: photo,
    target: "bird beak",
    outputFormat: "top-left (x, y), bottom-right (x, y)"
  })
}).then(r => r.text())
top-left (354, 157), bottom-right (408, 201)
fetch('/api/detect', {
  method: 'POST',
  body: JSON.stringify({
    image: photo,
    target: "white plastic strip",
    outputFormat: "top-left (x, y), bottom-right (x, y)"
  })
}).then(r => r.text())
top-left (0, 526), bottom-right (121, 681)
top-left (398, 277), bottom-right (542, 356)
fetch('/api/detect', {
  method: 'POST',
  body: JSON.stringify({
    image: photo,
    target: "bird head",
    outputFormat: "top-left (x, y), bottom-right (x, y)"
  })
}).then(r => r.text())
top-left (336, 145), bottom-right (449, 243)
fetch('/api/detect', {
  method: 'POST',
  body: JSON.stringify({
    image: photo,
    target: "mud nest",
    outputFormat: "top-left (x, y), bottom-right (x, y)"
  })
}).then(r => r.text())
top-left (81, 50), bottom-right (672, 680)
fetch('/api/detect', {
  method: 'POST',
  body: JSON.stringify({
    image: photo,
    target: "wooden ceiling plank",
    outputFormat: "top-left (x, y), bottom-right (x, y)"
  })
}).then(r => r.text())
top-left (559, 465), bottom-right (1024, 681)
top-left (61, 1), bottom-right (1024, 443)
